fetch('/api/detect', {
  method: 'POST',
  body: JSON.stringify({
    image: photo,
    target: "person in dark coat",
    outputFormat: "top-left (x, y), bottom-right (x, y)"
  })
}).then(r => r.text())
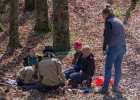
top-left (70, 45), bottom-right (95, 93)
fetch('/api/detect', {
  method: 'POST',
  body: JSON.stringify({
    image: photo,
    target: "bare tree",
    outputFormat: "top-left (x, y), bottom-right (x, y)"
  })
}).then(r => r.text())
top-left (25, 0), bottom-right (35, 11)
top-left (8, 0), bottom-right (22, 48)
top-left (53, 0), bottom-right (70, 52)
top-left (34, 0), bottom-right (50, 33)
top-left (107, 0), bottom-right (114, 5)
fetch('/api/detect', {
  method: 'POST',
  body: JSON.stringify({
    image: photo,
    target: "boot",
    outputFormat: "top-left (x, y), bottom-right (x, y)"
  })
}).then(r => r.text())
top-left (68, 79), bottom-right (78, 88)
top-left (111, 87), bottom-right (118, 92)
top-left (94, 87), bottom-right (109, 95)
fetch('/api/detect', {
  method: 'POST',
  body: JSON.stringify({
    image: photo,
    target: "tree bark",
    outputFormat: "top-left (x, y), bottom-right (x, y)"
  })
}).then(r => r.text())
top-left (8, 0), bottom-right (22, 49)
top-left (107, 0), bottom-right (114, 5)
top-left (34, 0), bottom-right (50, 33)
top-left (130, 0), bottom-right (138, 10)
top-left (25, 0), bottom-right (35, 11)
top-left (53, 0), bottom-right (70, 52)
top-left (0, 23), bottom-right (4, 32)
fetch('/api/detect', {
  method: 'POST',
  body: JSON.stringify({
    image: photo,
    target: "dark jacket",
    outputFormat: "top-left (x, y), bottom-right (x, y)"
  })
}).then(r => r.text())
top-left (23, 55), bottom-right (42, 67)
top-left (81, 53), bottom-right (95, 80)
top-left (72, 52), bottom-right (83, 72)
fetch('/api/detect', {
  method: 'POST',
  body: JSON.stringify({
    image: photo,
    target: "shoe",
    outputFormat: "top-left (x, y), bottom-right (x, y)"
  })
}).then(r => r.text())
top-left (111, 87), bottom-right (118, 92)
top-left (68, 79), bottom-right (78, 88)
top-left (94, 87), bottom-right (109, 95)
top-left (84, 87), bottom-right (92, 93)
top-left (17, 86), bottom-right (23, 90)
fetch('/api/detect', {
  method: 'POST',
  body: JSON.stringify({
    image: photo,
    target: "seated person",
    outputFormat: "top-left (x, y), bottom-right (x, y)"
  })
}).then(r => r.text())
top-left (63, 41), bottom-right (83, 79)
top-left (16, 65), bottom-right (38, 86)
top-left (22, 46), bottom-right (68, 92)
top-left (70, 45), bottom-right (95, 93)
top-left (23, 47), bottom-right (42, 67)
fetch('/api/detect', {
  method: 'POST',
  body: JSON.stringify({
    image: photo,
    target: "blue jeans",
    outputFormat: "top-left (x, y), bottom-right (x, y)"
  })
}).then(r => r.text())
top-left (70, 72), bottom-right (92, 87)
top-left (70, 72), bottom-right (86, 82)
top-left (103, 45), bottom-right (126, 89)
top-left (63, 70), bottom-right (73, 79)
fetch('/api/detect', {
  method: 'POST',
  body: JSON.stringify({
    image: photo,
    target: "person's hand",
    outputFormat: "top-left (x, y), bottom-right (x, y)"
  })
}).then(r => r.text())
top-left (80, 70), bottom-right (83, 75)
top-left (69, 67), bottom-right (75, 72)
top-left (82, 80), bottom-right (87, 84)
top-left (34, 80), bottom-right (39, 83)
top-left (64, 81), bottom-right (68, 86)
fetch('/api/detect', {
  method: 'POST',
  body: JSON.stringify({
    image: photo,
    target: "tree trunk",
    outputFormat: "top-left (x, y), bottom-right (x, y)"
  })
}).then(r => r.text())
top-left (0, 23), bottom-right (4, 32)
top-left (34, 0), bottom-right (50, 33)
top-left (8, 0), bottom-right (22, 49)
top-left (25, 0), bottom-right (35, 11)
top-left (130, 0), bottom-right (138, 10)
top-left (124, 0), bottom-right (138, 24)
top-left (107, 0), bottom-right (114, 5)
top-left (53, 0), bottom-right (70, 52)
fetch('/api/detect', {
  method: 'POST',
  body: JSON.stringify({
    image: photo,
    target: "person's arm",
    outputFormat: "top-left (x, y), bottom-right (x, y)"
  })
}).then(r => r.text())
top-left (71, 58), bottom-right (75, 67)
top-left (38, 56), bottom-right (42, 62)
top-left (55, 60), bottom-right (67, 85)
top-left (84, 57), bottom-right (95, 80)
top-left (73, 65), bottom-right (82, 71)
top-left (38, 63), bottom-right (43, 82)
top-left (73, 53), bottom-right (83, 71)
top-left (102, 22), bottom-right (112, 51)
top-left (23, 58), bottom-right (28, 67)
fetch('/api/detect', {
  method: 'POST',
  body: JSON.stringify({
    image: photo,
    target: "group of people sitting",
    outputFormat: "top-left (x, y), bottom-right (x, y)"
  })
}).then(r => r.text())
top-left (16, 4), bottom-right (127, 95)
top-left (16, 41), bottom-right (95, 93)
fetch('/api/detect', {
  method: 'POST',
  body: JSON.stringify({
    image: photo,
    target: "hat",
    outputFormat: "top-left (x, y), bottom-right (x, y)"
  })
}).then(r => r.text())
top-left (91, 76), bottom-right (114, 86)
top-left (94, 76), bottom-right (104, 86)
top-left (109, 79), bottom-right (114, 85)
top-left (73, 41), bottom-right (82, 48)
top-left (43, 46), bottom-right (54, 53)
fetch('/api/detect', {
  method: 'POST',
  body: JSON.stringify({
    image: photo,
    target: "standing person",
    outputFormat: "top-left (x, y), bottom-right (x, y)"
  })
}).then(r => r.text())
top-left (22, 46), bottom-right (68, 92)
top-left (95, 4), bottom-right (126, 94)
top-left (63, 41), bottom-right (83, 79)
top-left (23, 47), bottom-right (42, 67)
top-left (70, 45), bottom-right (95, 93)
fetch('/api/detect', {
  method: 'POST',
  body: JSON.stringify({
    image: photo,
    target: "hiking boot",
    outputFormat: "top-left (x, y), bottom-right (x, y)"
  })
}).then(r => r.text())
top-left (68, 79), bottom-right (78, 88)
top-left (111, 87), bottom-right (118, 92)
top-left (17, 86), bottom-right (23, 90)
top-left (94, 87), bottom-right (109, 95)
top-left (84, 87), bottom-right (92, 93)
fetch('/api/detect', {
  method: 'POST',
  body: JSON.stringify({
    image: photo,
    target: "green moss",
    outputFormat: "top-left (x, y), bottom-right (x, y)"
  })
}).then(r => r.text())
top-left (115, 9), bottom-right (124, 17)
top-left (125, 10), bottom-right (131, 17)
top-left (0, 24), bottom-right (4, 32)
top-left (48, 0), bottom-right (52, 4)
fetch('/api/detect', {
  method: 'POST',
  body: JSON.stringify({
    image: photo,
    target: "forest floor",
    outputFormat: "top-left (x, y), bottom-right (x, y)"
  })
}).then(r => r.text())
top-left (0, 0), bottom-right (140, 100)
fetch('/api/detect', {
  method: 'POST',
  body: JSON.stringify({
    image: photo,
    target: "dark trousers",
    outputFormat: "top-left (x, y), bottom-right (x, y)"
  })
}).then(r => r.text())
top-left (23, 82), bottom-right (62, 92)
top-left (70, 72), bottom-right (92, 87)
top-left (16, 78), bottom-right (36, 86)
top-left (16, 78), bottom-right (24, 86)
